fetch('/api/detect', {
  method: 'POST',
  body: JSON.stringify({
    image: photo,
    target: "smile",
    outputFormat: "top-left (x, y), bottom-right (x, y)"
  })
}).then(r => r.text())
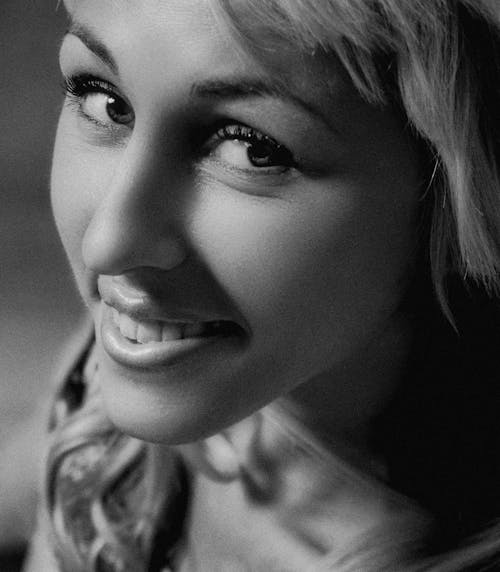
top-left (111, 308), bottom-right (228, 344)
top-left (101, 303), bottom-right (245, 369)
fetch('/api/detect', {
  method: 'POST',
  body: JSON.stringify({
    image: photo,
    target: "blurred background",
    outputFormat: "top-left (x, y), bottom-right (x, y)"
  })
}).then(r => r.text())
top-left (0, 1), bottom-right (82, 568)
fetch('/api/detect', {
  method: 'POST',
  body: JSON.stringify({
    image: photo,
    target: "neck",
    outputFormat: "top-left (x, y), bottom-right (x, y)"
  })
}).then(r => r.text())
top-left (173, 311), bottom-right (420, 570)
top-left (175, 399), bottom-right (430, 571)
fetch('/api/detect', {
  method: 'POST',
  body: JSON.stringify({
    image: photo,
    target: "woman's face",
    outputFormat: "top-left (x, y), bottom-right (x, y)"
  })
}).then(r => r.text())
top-left (54, 0), bottom-right (422, 443)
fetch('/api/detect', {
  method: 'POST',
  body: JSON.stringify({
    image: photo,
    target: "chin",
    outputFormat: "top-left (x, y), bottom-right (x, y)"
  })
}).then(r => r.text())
top-left (96, 359), bottom-right (243, 445)
top-left (101, 388), bottom-right (220, 445)
top-left (105, 406), bottom-right (206, 444)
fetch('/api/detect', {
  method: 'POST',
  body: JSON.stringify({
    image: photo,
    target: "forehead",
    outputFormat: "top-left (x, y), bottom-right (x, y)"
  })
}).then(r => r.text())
top-left (62, 0), bottom-right (356, 113)
top-left (66, 0), bottom-right (234, 71)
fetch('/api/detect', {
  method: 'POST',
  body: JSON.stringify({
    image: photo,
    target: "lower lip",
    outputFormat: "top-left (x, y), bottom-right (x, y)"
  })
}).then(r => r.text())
top-left (100, 304), bottom-right (244, 370)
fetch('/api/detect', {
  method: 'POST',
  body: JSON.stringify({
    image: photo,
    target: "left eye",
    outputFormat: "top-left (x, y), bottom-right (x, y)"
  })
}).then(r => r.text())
top-left (63, 74), bottom-right (135, 129)
top-left (210, 124), bottom-right (295, 170)
top-left (80, 92), bottom-right (134, 127)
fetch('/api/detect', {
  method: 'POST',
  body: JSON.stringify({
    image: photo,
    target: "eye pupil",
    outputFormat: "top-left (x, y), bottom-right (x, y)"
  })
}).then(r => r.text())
top-left (106, 95), bottom-right (133, 124)
top-left (247, 141), bottom-right (286, 167)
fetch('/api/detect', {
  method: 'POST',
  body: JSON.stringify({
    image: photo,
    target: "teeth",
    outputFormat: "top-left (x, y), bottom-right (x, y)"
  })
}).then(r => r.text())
top-left (119, 313), bottom-right (138, 341)
top-left (161, 323), bottom-right (183, 341)
top-left (137, 321), bottom-right (162, 343)
top-left (110, 307), bottom-right (224, 344)
top-left (183, 322), bottom-right (206, 338)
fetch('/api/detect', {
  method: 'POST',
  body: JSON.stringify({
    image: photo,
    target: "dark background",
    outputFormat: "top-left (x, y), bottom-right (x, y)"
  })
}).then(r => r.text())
top-left (0, 1), bottom-right (82, 567)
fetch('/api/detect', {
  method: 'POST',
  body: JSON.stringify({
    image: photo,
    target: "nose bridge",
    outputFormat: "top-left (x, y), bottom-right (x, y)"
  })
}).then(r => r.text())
top-left (82, 134), bottom-right (187, 275)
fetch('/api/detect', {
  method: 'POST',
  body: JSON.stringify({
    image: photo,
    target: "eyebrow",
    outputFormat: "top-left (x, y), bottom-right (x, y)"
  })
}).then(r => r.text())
top-left (64, 22), bottom-right (339, 135)
top-left (66, 21), bottom-right (119, 75)
top-left (191, 78), bottom-right (338, 134)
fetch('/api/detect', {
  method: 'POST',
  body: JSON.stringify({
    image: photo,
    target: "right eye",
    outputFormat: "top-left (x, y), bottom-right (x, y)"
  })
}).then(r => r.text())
top-left (63, 74), bottom-right (135, 129)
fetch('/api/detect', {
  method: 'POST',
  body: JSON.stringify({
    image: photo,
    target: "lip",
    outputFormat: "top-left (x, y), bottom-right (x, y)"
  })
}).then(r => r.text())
top-left (101, 303), bottom-right (245, 369)
top-left (98, 276), bottom-right (239, 324)
top-left (97, 277), bottom-right (246, 369)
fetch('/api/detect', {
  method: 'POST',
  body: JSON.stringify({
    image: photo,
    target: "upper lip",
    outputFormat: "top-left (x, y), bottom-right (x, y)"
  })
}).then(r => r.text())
top-left (98, 275), bottom-right (241, 326)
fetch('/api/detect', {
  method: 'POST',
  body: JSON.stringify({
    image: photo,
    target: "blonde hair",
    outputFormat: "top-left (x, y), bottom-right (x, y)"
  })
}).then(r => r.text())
top-left (214, 0), bottom-right (500, 314)
top-left (45, 1), bottom-right (500, 570)
top-left (45, 352), bottom-right (176, 571)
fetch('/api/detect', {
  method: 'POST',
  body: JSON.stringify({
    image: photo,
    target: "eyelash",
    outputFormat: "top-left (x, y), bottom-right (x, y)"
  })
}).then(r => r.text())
top-left (62, 74), bottom-right (296, 170)
top-left (63, 74), bottom-right (134, 131)
top-left (63, 74), bottom-right (114, 99)
top-left (211, 124), bottom-right (296, 170)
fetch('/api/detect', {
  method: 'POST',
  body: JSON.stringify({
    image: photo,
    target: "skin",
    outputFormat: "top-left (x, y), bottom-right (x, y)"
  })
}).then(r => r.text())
top-left (54, 0), bottom-right (422, 451)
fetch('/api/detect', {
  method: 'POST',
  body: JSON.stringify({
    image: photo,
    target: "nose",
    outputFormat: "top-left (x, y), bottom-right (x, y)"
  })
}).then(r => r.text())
top-left (82, 138), bottom-right (188, 276)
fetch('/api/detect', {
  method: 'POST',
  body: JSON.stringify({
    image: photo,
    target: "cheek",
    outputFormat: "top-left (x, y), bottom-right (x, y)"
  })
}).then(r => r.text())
top-left (52, 136), bottom-right (81, 265)
top-left (190, 177), bottom-right (417, 362)
top-left (51, 117), bottom-right (108, 294)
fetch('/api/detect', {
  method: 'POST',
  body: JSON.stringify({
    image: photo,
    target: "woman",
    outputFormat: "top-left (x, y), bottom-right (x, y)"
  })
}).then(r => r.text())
top-left (26, 0), bottom-right (500, 570)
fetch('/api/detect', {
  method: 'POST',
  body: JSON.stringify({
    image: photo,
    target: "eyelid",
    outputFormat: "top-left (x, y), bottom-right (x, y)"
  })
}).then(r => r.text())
top-left (62, 73), bottom-right (135, 135)
top-left (62, 26), bottom-right (119, 76)
top-left (63, 74), bottom-right (123, 101)
top-left (207, 121), bottom-right (294, 153)
top-left (213, 123), bottom-right (297, 168)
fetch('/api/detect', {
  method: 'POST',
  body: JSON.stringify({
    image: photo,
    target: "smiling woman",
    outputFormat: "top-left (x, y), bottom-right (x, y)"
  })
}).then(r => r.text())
top-left (24, 1), bottom-right (500, 571)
